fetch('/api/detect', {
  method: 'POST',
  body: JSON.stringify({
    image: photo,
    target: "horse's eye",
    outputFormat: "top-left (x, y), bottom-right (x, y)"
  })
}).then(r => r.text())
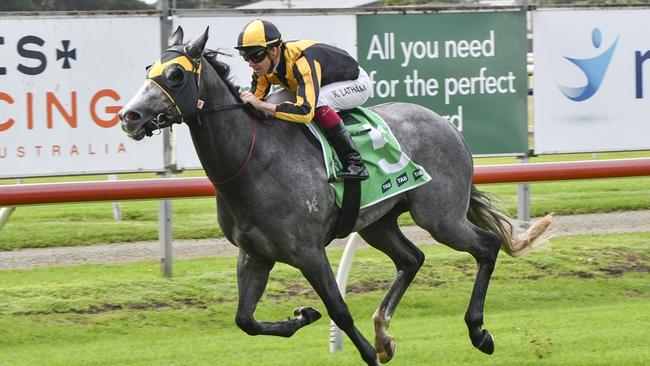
top-left (164, 65), bottom-right (184, 87)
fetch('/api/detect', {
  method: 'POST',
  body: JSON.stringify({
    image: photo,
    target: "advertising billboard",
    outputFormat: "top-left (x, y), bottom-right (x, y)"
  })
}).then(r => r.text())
top-left (357, 11), bottom-right (529, 155)
top-left (534, 8), bottom-right (650, 154)
top-left (0, 15), bottom-right (163, 178)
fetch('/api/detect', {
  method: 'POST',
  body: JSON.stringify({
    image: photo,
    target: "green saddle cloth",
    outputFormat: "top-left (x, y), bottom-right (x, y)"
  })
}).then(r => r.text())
top-left (307, 107), bottom-right (432, 208)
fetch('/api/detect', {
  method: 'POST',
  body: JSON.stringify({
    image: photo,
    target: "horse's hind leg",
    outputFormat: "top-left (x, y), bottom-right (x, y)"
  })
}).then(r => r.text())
top-left (234, 250), bottom-right (322, 337)
top-left (297, 248), bottom-right (379, 366)
top-left (358, 208), bottom-right (425, 363)
top-left (460, 226), bottom-right (500, 354)
top-left (415, 215), bottom-right (501, 355)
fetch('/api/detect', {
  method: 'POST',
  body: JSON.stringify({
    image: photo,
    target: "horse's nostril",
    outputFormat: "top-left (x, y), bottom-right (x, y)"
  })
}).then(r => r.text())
top-left (125, 111), bottom-right (142, 122)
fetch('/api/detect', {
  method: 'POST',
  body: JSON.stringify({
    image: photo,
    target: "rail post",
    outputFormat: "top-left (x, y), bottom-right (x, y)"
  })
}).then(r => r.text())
top-left (0, 207), bottom-right (15, 231)
top-left (108, 175), bottom-right (122, 220)
top-left (158, 0), bottom-right (174, 278)
top-left (330, 233), bottom-right (363, 352)
top-left (517, 155), bottom-right (531, 228)
top-left (0, 179), bottom-right (22, 231)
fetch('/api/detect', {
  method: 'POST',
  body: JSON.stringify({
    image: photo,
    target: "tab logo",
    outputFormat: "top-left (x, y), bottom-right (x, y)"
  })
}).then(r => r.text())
top-left (396, 173), bottom-right (408, 187)
top-left (381, 179), bottom-right (392, 193)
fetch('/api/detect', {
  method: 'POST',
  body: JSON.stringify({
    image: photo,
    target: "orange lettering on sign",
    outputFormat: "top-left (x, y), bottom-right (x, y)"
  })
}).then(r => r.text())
top-left (27, 92), bottom-right (34, 130)
top-left (0, 92), bottom-right (15, 132)
top-left (90, 89), bottom-right (122, 128)
top-left (47, 92), bottom-right (77, 129)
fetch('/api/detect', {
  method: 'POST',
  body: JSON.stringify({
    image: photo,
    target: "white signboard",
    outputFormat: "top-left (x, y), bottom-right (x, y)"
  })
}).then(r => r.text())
top-left (0, 15), bottom-right (164, 178)
top-left (172, 15), bottom-right (357, 170)
top-left (534, 9), bottom-right (650, 154)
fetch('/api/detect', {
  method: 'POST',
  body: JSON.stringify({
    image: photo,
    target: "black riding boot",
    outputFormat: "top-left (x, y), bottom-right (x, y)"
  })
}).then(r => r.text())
top-left (326, 121), bottom-right (369, 181)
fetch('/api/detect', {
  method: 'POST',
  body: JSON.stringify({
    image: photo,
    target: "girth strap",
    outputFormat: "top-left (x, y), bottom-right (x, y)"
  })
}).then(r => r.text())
top-left (333, 180), bottom-right (361, 239)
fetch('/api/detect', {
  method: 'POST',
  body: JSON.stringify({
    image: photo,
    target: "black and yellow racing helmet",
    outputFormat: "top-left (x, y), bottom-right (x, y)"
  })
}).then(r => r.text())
top-left (235, 19), bottom-right (282, 55)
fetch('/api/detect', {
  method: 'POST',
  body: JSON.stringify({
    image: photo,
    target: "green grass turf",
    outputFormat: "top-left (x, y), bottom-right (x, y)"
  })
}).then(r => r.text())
top-left (0, 233), bottom-right (648, 365)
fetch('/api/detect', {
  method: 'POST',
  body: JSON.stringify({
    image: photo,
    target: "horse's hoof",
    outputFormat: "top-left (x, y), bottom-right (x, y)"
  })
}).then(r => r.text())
top-left (476, 329), bottom-right (494, 355)
top-left (293, 307), bottom-right (322, 324)
top-left (376, 336), bottom-right (396, 363)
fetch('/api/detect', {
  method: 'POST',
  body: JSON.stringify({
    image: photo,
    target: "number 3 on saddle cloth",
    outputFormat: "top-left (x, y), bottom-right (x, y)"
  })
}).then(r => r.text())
top-left (307, 107), bottom-right (432, 239)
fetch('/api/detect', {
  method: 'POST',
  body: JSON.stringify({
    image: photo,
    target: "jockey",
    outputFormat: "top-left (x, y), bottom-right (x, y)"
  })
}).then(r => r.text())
top-left (236, 19), bottom-right (370, 181)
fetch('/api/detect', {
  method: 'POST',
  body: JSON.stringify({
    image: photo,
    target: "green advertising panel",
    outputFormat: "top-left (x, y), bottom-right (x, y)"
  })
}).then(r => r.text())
top-left (357, 11), bottom-right (528, 155)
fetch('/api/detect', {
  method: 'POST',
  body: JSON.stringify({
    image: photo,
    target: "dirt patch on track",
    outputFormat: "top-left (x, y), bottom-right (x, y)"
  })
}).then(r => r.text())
top-left (2, 211), bottom-right (650, 270)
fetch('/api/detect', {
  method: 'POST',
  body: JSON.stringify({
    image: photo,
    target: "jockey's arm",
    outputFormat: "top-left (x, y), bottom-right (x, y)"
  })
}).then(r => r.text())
top-left (240, 91), bottom-right (277, 116)
top-left (241, 57), bottom-right (319, 123)
top-left (273, 57), bottom-right (319, 123)
top-left (250, 72), bottom-right (271, 100)
top-left (242, 73), bottom-right (276, 116)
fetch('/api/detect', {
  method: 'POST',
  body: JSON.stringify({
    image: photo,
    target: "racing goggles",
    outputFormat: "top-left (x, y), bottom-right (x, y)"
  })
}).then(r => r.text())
top-left (240, 48), bottom-right (267, 63)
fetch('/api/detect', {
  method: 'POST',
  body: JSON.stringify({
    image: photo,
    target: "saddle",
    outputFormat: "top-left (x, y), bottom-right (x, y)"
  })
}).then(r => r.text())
top-left (307, 107), bottom-right (432, 239)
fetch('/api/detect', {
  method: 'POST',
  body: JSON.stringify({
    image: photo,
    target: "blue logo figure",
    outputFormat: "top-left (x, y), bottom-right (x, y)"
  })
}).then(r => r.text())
top-left (558, 28), bottom-right (618, 102)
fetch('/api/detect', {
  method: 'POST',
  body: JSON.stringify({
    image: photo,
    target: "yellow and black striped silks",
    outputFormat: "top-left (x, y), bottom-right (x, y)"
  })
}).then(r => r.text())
top-left (250, 40), bottom-right (360, 123)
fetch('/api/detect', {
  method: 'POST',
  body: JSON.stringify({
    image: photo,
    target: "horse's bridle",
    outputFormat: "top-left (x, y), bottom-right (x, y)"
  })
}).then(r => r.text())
top-left (144, 48), bottom-right (258, 186)
top-left (145, 102), bottom-right (249, 136)
top-left (143, 48), bottom-right (249, 136)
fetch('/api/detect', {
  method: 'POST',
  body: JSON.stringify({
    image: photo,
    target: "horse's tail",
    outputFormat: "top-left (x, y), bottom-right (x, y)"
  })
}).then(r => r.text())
top-left (467, 185), bottom-right (553, 257)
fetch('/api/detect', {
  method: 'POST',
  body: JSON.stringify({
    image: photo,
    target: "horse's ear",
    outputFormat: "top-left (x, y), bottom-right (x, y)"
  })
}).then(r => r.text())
top-left (170, 26), bottom-right (184, 46)
top-left (187, 27), bottom-right (209, 59)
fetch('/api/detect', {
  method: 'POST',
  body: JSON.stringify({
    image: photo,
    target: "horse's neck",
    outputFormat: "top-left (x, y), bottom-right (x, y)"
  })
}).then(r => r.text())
top-left (188, 83), bottom-right (257, 186)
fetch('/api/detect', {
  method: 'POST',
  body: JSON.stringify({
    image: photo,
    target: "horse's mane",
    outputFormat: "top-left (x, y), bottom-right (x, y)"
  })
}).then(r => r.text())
top-left (202, 49), bottom-right (267, 121)
top-left (203, 50), bottom-right (243, 101)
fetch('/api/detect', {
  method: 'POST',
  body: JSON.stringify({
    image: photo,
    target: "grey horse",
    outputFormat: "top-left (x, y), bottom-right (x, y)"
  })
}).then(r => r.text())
top-left (119, 27), bottom-right (551, 365)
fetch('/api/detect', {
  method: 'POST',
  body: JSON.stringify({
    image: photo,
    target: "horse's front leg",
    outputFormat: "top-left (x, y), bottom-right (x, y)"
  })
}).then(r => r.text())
top-left (234, 250), bottom-right (322, 337)
top-left (298, 248), bottom-right (379, 366)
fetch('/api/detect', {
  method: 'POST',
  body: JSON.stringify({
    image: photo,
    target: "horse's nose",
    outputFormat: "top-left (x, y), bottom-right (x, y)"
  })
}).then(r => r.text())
top-left (119, 109), bottom-right (142, 122)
